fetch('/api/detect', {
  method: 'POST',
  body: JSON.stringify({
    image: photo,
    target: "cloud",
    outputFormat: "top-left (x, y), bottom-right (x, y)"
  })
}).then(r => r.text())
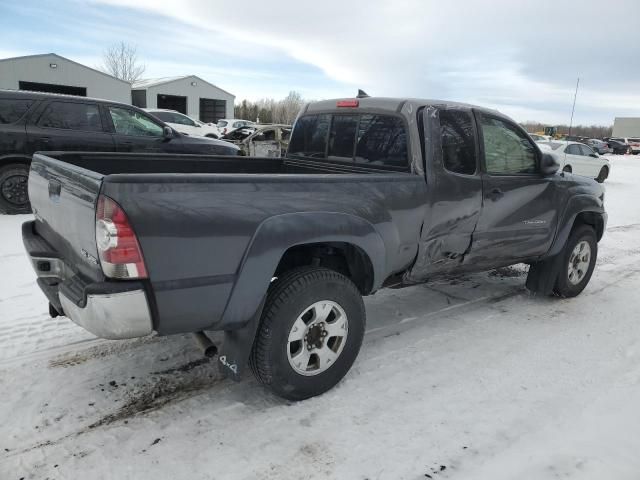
top-left (10, 0), bottom-right (640, 124)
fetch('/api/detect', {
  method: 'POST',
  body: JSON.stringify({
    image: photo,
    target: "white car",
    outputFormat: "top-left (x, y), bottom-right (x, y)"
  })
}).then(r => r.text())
top-left (145, 109), bottom-right (220, 138)
top-left (217, 119), bottom-right (255, 137)
top-left (538, 141), bottom-right (611, 183)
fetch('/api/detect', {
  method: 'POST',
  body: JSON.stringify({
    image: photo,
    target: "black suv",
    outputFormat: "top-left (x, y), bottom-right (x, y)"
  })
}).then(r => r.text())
top-left (0, 90), bottom-right (239, 213)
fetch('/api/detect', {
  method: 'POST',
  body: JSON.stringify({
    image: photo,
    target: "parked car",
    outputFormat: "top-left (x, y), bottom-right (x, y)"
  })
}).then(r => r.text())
top-left (216, 118), bottom-right (255, 136)
top-left (610, 137), bottom-right (640, 154)
top-left (144, 108), bottom-right (220, 138)
top-left (0, 90), bottom-right (239, 214)
top-left (607, 138), bottom-right (631, 154)
top-left (226, 124), bottom-right (292, 157)
top-left (23, 96), bottom-right (606, 400)
top-left (586, 138), bottom-right (613, 155)
top-left (538, 141), bottom-right (610, 182)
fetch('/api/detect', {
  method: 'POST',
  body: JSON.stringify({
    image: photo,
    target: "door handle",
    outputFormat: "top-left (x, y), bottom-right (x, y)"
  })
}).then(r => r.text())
top-left (40, 137), bottom-right (51, 143)
top-left (488, 188), bottom-right (504, 200)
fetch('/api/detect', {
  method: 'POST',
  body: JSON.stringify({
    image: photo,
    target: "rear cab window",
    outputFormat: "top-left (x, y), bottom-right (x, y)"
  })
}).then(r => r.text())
top-left (288, 112), bottom-right (409, 170)
top-left (0, 98), bottom-right (33, 124)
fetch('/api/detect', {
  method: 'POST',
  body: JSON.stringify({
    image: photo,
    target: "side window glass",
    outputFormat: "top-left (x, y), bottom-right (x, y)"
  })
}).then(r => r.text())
top-left (439, 110), bottom-right (477, 175)
top-left (176, 114), bottom-right (196, 126)
top-left (328, 115), bottom-right (358, 159)
top-left (566, 144), bottom-right (580, 155)
top-left (109, 107), bottom-right (164, 137)
top-left (480, 115), bottom-right (537, 174)
top-left (355, 115), bottom-right (408, 168)
top-left (38, 102), bottom-right (103, 132)
top-left (579, 145), bottom-right (594, 156)
top-left (288, 114), bottom-right (331, 158)
top-left (0, 99), bottom-right (33, 124)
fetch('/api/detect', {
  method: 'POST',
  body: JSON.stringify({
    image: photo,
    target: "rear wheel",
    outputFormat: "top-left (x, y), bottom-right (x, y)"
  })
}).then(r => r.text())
top-left (250, 267), bottom-right (365, 400)
top-left (596, 166), bottom-right (609, 183)
top-left (554, 225), bottom-right (597, 298)
top-left (0, 163), bottom-right (31, 214)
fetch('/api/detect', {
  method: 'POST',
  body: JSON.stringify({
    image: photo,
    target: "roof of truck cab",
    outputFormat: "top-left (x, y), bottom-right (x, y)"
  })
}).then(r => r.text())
top-left (304, 96), bottom-right (501, 116)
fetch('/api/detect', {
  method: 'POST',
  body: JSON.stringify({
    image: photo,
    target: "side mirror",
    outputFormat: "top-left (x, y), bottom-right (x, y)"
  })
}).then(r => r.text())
top-left (162, 126), bottom-right (173, 139)
top-left (540, 153), bottom-right (559, 175)
top-left (590, 153), bottom-right (599, 158)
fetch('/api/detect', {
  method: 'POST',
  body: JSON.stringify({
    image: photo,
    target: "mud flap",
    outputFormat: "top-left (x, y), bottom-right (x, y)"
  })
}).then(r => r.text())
top-left (525, 254), bottom-right (563, 295)
top-left (217, 296), bottom-right (266, 381)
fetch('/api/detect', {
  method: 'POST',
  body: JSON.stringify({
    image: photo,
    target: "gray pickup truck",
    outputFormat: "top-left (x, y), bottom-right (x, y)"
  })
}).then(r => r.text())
top-left (23, 96), bottom-right (606, 400)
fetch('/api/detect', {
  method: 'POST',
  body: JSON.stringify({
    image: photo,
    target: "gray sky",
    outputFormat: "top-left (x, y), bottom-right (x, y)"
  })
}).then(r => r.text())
top-left (3, 0), bottom-right (639, 125)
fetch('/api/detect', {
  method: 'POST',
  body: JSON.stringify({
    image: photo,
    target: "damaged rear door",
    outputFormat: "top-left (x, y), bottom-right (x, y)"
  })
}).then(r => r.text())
top-left (406, 106), bottom-right (483, 281)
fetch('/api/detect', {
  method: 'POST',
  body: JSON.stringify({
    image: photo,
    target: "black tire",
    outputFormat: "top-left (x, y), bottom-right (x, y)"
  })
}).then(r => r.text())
top-left (0, 163), bottom-right (31, 214)
top-left (596, 166), bottom-right (609, 183)
top-left (250, 267), bottom-right (366, 401)
top-left (553, 225), bottom-right (597, 298)
top-left (563, 165), bottom-right (572, 173)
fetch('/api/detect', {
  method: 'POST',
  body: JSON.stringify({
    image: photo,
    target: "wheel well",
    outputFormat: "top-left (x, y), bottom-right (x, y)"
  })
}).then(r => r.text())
top-left (573, 211), bottom-right (604, 241)
top-left (274, 242), bottom-right (375, 295)
top-left (562, 165), bottom-right (572, 172)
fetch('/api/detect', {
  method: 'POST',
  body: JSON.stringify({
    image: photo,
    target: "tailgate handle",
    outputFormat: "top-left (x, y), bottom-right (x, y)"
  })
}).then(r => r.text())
top-left (48, 178), bottom-right (62, 200)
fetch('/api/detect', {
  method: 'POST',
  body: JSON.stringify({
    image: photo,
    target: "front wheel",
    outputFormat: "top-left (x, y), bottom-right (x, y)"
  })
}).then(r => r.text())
top-left (250, 267), bottom-right (366, 400)
top-left (554, 225), bottom-right (597, 298)
top-left (0, 163), bottom-right (31, 214)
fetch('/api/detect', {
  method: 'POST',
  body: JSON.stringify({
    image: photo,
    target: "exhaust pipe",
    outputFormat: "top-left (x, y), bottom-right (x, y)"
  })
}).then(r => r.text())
top-left (193, 331), bottom-right (218, 358)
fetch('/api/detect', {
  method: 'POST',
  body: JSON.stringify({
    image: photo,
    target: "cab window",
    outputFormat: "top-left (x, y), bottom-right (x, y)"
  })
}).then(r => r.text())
top-left (479, 114), bottom-right (537, 174)
top-left (439, 110), bottom-right (477, 175)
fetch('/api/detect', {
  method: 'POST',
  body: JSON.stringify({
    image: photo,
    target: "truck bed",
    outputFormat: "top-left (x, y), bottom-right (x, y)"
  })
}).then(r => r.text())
top-left (27, 151), bottom-right (427, 336)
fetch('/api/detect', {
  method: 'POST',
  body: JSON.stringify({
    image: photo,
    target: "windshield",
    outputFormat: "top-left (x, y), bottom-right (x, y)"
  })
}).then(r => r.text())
top-left (217, 120), bottom-right (228, 128)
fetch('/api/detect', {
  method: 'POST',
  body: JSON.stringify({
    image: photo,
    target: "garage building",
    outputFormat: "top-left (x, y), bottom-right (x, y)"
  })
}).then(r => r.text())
top-left (0, 53), bottom-right (130, 103)
top-left (132, 75), bottom-right (234, 124)
top-left (613, 117), bottom-right (640, 138)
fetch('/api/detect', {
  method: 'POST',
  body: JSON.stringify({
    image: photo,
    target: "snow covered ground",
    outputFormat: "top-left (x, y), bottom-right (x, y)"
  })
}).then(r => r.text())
top-left (2, 155), bottom-right (640, 480)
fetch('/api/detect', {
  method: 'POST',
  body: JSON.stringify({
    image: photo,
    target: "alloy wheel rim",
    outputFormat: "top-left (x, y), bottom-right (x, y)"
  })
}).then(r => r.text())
top-left (568, 240), bottom-right (591, 285)
top-left (1, 173), bottom-right (29, 206)
top-left (287, 300), bottom-right (348, 376)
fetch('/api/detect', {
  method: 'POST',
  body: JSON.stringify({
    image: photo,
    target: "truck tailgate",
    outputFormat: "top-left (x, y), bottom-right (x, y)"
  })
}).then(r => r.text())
top-left (28, 153), bottom-right (105, 283)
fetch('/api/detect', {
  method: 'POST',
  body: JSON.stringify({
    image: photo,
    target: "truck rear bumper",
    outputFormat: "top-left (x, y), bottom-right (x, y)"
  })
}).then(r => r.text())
top-left (23, 221), bottom-right (153, 340)
top-left (58, 288), bottom-right (152, 340)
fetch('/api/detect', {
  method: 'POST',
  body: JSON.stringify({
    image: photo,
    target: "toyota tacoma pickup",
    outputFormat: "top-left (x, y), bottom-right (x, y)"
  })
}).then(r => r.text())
top-left (23, 96), bottom-right (607, 400)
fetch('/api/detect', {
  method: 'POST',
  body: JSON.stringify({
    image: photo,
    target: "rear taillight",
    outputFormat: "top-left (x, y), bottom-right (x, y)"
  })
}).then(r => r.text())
top-left (96, 195), bottom-right (147, 279)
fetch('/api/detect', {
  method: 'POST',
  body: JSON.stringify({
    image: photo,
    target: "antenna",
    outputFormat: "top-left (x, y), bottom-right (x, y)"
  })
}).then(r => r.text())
top-left (568, 77), bottom-right (580, 138)
top-left (563, 77), bottom-right (580, 172)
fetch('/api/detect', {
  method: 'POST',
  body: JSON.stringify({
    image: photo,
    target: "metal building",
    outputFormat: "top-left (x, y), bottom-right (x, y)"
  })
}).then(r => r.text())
top-left (613, 117), bottom-right (640, 138)
top-left (0, 53), bottom-right (130, 103)
top-left (132, 75), bottom-right (234, 124)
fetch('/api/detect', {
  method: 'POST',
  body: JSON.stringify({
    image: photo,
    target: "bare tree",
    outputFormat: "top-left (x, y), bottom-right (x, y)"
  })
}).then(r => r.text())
top-left (235, 92), bottom-right (305, 124)
top-left (100, 42), bottom-right (146, 84)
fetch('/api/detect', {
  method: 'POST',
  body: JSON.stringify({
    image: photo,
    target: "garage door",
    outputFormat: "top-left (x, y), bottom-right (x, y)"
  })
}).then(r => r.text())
top-left (19, 81), bottom-right (86, 97)
top-left (157, 94), bottom-right (187, 114)
top-left (199, 98), bottom-right (226, 124)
